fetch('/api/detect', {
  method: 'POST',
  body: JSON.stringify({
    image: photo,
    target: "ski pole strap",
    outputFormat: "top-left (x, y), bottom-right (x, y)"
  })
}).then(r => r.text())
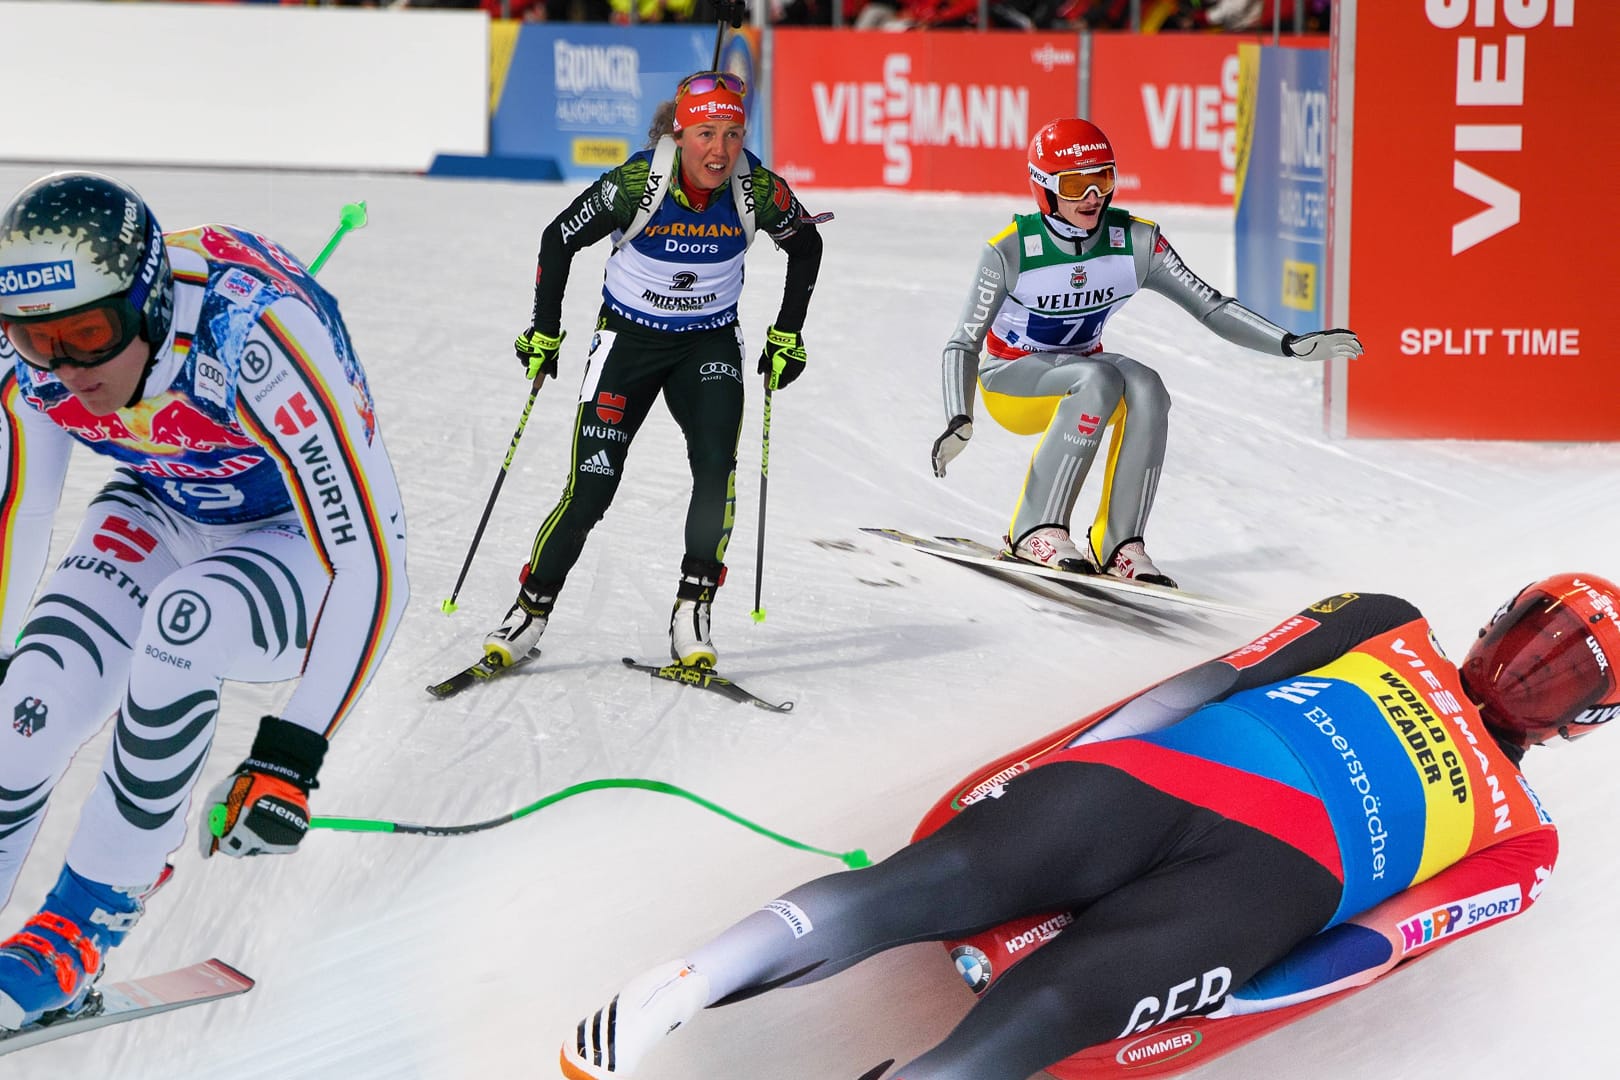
top-left (309, 777), bottom-right (872, 869)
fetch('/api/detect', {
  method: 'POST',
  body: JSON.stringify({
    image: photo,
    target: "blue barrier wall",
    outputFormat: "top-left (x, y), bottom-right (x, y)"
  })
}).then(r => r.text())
top-left (1235, 45), bottom-right (1329, 335)
top-left (484, 25), bottom-right (761, 183)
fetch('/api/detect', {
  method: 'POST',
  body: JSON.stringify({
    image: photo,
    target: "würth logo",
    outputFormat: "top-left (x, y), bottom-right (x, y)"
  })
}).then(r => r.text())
top-left (596, 392), bottom-right (627, 424)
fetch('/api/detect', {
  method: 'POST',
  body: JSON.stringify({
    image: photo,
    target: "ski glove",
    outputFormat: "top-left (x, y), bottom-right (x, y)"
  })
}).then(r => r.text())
top-left (931, 415), bottom-right (973, 478)
top-left (758, 326), bottom-right (807, 388)
top-left (515, 327), bottom-right (564, 380)
top-left (1282, 329), bottom-right (1363, 361)
top-left (201, 716), bottom-right (327, 859)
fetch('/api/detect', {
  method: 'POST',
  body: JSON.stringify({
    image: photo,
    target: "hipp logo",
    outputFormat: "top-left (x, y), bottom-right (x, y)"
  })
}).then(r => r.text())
top-left (1397, 884), bottom-right (1522, 953)
top-left (0, 260), bottom-right (75, 296)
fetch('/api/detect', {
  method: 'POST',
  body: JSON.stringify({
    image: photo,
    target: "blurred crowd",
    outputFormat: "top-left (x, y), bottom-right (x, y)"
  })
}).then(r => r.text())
top-left (110, 0), bottom-right (1332, 31)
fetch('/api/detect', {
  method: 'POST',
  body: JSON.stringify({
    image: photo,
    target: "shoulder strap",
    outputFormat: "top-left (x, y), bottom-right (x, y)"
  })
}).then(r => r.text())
top-left (614, 136), bottom-right (678, 251)
top-left (730, 153), bottom-right (757, 247)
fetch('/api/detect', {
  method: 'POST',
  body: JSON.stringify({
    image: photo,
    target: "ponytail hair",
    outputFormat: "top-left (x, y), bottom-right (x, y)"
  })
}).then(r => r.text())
top-left (647, 100), bottom-right (677, 148)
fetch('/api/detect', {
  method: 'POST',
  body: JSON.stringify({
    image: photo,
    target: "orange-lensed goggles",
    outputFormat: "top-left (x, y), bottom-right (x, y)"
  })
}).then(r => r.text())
top-left (1, 302), bottom-right (136, 371)
top-left (677, 71), bottom-right (747, 99)
top-left (1050, 164), bottom-right (1117, 201)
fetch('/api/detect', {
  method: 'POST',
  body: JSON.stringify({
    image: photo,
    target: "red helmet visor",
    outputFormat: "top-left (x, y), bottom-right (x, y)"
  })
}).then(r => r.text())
top-left (1468, 587), bottom-right (1619, 742)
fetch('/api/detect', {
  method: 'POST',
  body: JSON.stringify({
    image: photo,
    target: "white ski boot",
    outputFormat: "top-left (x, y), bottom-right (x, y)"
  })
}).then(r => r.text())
top-left (559, 960), bottom-right (710, 1079)
top-left (1010, 526), bottom-right (1095, 573)
top-left (483, 584), bottom-right (554, 667)
top-left (1104, 537), bottom-right (1177, 588)
top-left (669, 558), bottom-right (723, 668)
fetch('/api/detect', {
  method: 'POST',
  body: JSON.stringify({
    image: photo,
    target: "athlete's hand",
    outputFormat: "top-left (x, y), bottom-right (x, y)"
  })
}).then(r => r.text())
top-left (515, 327), bottom-right (564, 381)
top-left (200, 717), bottom-right (327, 859)
top-left (1283, 329), bottom-right (1362, 361)
top-left (758, 326), bottom-right (807, 389)
top-left (931, 415), bottom-right (973, 478)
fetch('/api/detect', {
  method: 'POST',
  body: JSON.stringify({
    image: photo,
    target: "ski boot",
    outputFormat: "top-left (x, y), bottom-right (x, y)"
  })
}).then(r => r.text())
top-left (484, 573), bottom-right (556, 667)
top-left (1010, 525), bottom-right (1095, 573)
top-left (560, 960), bottom-right (710, 1079)
top-left (1103, 535), bottom-right (1177, 588)
top-left (0, 864), bottom-right (149, 1030)
top-left (670, 557), bottom-right (724, 669)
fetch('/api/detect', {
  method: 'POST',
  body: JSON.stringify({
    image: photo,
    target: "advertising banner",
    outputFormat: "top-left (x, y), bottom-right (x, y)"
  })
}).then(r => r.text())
top-left (1088, 33), bottom-right (1252, 208)
top-left (1234, 44), bottom-right (1330, 335)
top-left (1328, 0), bottom-right (1618, 439)
top-left (492, 25), bottom-right (762, 181)
top-left (770, 29), bottom-right (1080, 194)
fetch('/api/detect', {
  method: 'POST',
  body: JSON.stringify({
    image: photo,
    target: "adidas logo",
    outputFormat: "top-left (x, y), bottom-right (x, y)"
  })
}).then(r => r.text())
top-left (579, 450), bottom-right (616, 476)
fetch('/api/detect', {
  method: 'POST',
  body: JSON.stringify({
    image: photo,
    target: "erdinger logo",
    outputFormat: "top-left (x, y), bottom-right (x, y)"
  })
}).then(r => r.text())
top-left (13, 696), bottom-right (47, 737)
top-left (670, 271), bottom-right (698, 292)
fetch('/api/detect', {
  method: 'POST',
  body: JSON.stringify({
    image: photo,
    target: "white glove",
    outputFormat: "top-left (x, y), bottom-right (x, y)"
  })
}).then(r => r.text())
top-left (931, 415), bottom-right (973, 478)
top-left (1283, 329), bottom-right (1363, 361)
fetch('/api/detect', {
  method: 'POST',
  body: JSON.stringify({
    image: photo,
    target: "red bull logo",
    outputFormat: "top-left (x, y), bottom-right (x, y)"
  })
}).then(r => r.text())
top-left (35, 393), bottom-right (136, 443)
top-left (148, 399), bottom-right (257, 452)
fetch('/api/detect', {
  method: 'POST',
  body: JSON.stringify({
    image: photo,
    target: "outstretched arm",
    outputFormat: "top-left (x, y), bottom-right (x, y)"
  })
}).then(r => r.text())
top-left (0, 369), bottom-right (74, 654)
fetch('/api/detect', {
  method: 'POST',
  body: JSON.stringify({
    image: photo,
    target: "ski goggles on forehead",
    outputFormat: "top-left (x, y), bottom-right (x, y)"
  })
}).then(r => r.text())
top-left (0, 300), bottom-right (139, 371)
top-left (1033, 164), bottom-right (1118, 201)
top-left (677, 71), bottom-right (747, 99)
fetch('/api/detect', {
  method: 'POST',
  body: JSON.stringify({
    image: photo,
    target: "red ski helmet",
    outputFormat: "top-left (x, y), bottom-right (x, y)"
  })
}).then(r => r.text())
top-left (1461, 573), bottom-right (1620, 749)
top-left (1027, 118), bottom-right (1117, 216)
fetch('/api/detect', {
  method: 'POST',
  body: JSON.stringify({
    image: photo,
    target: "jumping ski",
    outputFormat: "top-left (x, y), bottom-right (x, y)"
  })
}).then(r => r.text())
top-left (863, 528), bottom-right (1268, 620)
top-left (622, 657), bottom-right (794, 713)
top-left (426, 650), bottom-right (539, 699)
top-left (0, 959), bottom-right (253, 1056)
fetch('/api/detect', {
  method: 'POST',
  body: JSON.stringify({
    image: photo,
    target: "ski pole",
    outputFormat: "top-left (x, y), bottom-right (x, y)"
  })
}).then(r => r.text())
top-left (440, 368), bottom-right (547, 614)
top-left (750, 354), bottom-right (786, 623)
top-left (308, 201), bottom-right (368, 276)
top-left (281, 776), bottom-right (871, 869)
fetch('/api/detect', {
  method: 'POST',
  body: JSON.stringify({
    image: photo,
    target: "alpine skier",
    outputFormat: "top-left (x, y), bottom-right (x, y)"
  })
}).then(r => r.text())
top-left (930, 117), bottom-right (1363, 587)
top-left (556, 573), bottom-right (1615, 1079)
top-left (482, 70), bottom-right (825, 672)
top-left (0, 172), bottom-right (408, 1029)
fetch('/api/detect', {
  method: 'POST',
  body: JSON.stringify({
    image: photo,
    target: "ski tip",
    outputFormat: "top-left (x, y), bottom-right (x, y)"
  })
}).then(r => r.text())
top-left (203, 958), bottom-right (257, 991)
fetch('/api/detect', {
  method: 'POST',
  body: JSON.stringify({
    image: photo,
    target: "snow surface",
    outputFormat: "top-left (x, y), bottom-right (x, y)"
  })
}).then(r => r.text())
top-left (1, 163), bottom-right (1617, 1080)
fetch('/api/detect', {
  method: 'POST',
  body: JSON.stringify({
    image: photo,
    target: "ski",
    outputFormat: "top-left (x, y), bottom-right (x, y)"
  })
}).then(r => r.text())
top-left (0, 958), bottom-right (252, 1056)
top-left (425, 650), bottom-right (539, 699)
top-left (621, 657), bottom-right (795, 713)
top-left (863, 528), bottom-right (1268, 620)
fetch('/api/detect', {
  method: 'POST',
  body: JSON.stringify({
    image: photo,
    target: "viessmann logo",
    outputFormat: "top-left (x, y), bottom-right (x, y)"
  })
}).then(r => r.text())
top-left (1115, 1026), bottom-right (1203, 1068)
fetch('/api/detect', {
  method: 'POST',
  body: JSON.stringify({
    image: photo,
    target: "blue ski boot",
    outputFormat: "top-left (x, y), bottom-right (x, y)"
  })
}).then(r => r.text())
top-left (0, 864), bottom-right (145, 1030)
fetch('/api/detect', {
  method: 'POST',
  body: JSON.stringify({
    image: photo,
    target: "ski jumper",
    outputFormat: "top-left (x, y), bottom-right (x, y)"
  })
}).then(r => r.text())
top-left (0, 225), bottom-right (408, 899)
top-left (680, 593), bottom-right (1556, 1080)
top-left (519, 138), bottom-right (821, 595)
top-left (939, 208), bottom-right (1293, 561)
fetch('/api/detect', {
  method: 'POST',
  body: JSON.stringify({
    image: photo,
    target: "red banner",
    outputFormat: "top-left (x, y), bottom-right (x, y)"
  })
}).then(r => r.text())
top-left (1328, 0), bottom-right (1619, 439)
top-left (1090, 34), bottom-right (1252, 207)
top-left (770, 28), bottom-right (1080, 194)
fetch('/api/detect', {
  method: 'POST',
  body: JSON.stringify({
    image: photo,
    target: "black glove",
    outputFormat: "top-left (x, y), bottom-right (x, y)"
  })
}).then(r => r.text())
top-left (515, 327), bottom-right (565, 380)
top-left (1282, 329), bottom-right (1363, 361)
top-left (200, 716), bottom-right (328, 859)
top-left (931, 415), bottom-right (973, 478)
top-left (758, 326), bottom-right (807, 389)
